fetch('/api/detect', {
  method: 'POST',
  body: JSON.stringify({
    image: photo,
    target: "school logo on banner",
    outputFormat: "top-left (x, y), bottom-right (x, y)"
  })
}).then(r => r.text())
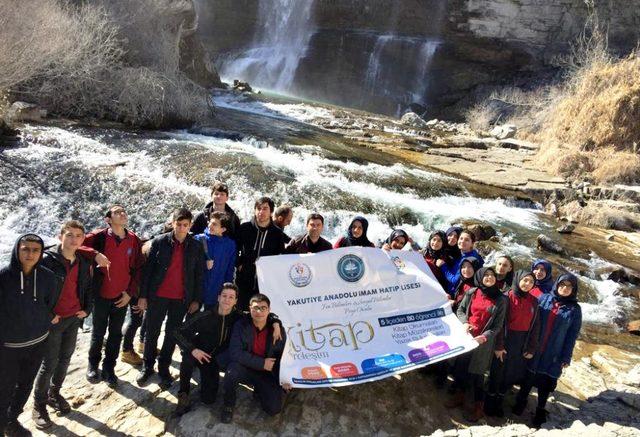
top-left (337, 254), bottom-right (365, 282)
top-left (391, 256), bottom-right (406, 270)
top-left (288, 262), bottom-right (313, 287)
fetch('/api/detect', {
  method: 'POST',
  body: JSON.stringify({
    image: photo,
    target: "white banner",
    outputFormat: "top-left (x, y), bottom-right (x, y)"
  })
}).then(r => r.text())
top-left (256, 247), bottom-right (477, 388)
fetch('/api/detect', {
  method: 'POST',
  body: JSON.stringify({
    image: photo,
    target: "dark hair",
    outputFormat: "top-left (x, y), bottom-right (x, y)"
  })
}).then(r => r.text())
top-left (210, 211), bottom-right (230, 229)
top-left (254, 197), bottom-right (275, 213)
top-left (105, 204), bottom-right (125, 218)
top-left (210, 181), bottom-right (229, 196)
top-left (274, 205), bottom-right (292, 219)
top-left (306, 213), bottom-right (324, 225)
top-left (249, 293), bottom-right (271, 307)
top-left (220, 282), bottom-right (239, 298)
top-left (172, 208), bottom-right (193, 223)
top-left (60, 220), bottom-right (85, 235)
top-left (19, 234), bottom-right (42, 245)
top-left (460, 229), bottom-right (476, 243)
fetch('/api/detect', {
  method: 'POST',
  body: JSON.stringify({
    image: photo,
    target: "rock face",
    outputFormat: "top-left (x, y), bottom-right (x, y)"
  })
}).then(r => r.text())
top-left (4, 102), bottom-right (47, 124)
top-left (195, 0), bottom-right (640, 116)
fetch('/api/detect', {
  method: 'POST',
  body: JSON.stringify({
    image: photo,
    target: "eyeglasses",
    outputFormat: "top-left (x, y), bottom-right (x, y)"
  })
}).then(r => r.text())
top-left (250, 305), bottom-right (269, 312)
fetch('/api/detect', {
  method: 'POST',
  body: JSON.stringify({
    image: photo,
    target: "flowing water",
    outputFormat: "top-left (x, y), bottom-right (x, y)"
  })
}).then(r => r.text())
top-left (0, 93), bottom-right (636, 343)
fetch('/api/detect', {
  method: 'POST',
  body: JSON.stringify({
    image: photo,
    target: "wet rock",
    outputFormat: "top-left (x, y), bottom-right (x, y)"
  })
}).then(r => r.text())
top-left (489, 235), bottom-right (500, 243)
top-left (607, 268), bottom-right (640, 285)
top-left (489, 124), bottom-right (517, 140)
top-left (557, 224), bottom-right (575, 234)
top-left (537, 234), bottom-right (567, 255)
top-left (463, 222), bottom-right (497, 241)
top-left (4, 101), bottom-right (47, 124)
top-left (400, 112), bottom-right (428, 129)
top-left (606, 234), bottom-right (615, 241)
top-left (232, 80), bottom-right (253, 93)
top-left (559, 200), bottom-right (584, 223)
top-left (628, 320), bottom-right (640, 335)
top-left (474, 240), bottom-right (500, 258)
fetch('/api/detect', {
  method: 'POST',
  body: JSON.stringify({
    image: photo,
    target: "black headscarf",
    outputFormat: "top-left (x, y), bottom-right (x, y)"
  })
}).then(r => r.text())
top-left (552, 273), bottom-right (579, 303)
top-left (474, 266), bottom-right (502, 299)
top-left (453, 256), bottom-right (481, 299)
top-left (342, 216), bottom-right (373, 247)
top-left (444, 226), bottom-right (462, 262)
top-left (422, 230), bottom-right (446, 260)
top-left (511, 269), bottom-right (535, 298)
top-left (385, 229), bottom-right (410, 248)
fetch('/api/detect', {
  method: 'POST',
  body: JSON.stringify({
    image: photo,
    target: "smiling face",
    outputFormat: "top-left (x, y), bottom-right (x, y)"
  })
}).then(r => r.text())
top-left (457, 232), bottom-right (474, 252)
top-left (495, 257), bottom-right (513, 276)
top-left (482, 269), bottom-right (497, 287)
top-left (430, 234), bottom-right (443, 251)
top-left (557, 280), bottom-right (573, 297)
top-left (351, 220), bottom-right (364, 238)
top-left (447, 232), bottom-right (458, 247)
top-left (390, 236), bottom-right (407, 250)
top-left (519, 274), bottom-right (535, 292)
top-left (461, 261), bottom-right (475, 279)
top-left (218, 287), bottom-right (238, 312)
top-left (533, 264), bottom-right (547, 280)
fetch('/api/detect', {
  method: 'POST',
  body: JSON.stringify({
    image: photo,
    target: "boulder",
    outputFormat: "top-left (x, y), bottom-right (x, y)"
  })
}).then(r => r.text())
top-left (556, 224), bottom-right (575, 234)
top-left (4, 101), bottom-right (47, 124)
top-left (607, 268), bottom-right (640, 285)
top-left (537, 234), bottom-right (567, 255)
top-left (489, 124), bottom-right (517, 140)
top-left (400, 112), bottom-right (428, 129)
top-left (232, 80), bottom-right (253, 93)
top-left (628, 320), bottom-right (640, 335)
top-left (465, 223), bottom-right (497, 241)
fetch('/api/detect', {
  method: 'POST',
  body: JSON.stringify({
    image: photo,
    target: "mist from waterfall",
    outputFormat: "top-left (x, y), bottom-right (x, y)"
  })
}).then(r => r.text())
top-left (218, 0), bottom-right (315, 94)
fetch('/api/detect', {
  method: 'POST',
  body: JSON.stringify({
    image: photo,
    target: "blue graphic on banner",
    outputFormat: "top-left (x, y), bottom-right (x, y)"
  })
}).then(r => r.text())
top-left (378, 308), bottom-right (445, 327)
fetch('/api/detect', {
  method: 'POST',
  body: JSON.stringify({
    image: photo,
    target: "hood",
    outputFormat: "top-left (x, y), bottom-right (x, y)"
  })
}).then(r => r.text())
top-left (552, 273), bottom-right (579, 303)
top-left (10, 233), bottom-right (45, 272)
top-left (512, 269), bottom-right (536, 297)
top-left (532, 259), bottom-right (554, 292)
top-left (474, 266), bottom-right (501, 299)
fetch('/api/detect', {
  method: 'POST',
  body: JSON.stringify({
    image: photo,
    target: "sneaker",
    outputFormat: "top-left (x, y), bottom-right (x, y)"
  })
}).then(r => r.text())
top-left (101, 369), bottom-right (119, 388)
top-left (5, 420), bottom-right (30, 436)
top-left (86, 366), bottom-right (101, 384)
top-left (47, 390), bottom-right (71, 416)
top-left (32, 403), bottom-right (53, 429)
top-left (220, 406), bottom-right (234, 424)
top-left (175, 392), bottom-right (191, 416)
top-left (121, 350), bottom-right (143, 366)
top-left (136, 368), bottom-right (155, 386)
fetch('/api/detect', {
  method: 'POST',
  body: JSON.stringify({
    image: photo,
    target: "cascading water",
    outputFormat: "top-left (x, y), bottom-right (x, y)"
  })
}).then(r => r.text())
top-left (217, 0), bottom-right (315, 94)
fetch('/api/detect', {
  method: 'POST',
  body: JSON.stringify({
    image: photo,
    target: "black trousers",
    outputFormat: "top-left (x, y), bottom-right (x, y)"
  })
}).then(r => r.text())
top-left (143, 297), bottom-right (187, 372)
top-left (34, 316), bottom-right (81, 404)
top-left (223, 361), bottom-right (284, 415)
top-left (517, 371), bottom-right (558, 409)
top-left (452, 352), bottom-right (485, 401)
top-left (88, 295), bottom-right (127, 372)
top-left (487, 356), bottom-right (506, 395)
top-left (0, 341), bottom-right (47, 431)
top-left (179, 355), bottom-right (221, 404)
top-left (122, 298), bottom-right (146, 352)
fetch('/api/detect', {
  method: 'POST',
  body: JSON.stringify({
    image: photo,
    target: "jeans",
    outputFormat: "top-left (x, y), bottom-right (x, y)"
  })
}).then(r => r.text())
top-left (143, 297), bottom-right (187, 373)
top-left (88, 295), bottom-right (127, 372)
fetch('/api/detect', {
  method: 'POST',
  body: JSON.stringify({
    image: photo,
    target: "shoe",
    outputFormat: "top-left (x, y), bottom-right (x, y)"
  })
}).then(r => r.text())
top-left (136, 368), bottom-right (155, 386)
top-left (444, 389), bottom-right (465, 409)
top-left (47, 390), bottom-right (71, 416)
top-left (86, 366), bottom-right (101, 384)
top-left (220, 406), bottom-right (234, 424)
top-left (512, 396), bottom-right (527, 416)
top-left (121, 350), bottom-right (143, 366)
top-left (101, 369), bottom-right (119, 387)
top-left (158, 371), bottom-right (173, 390)
top-left (136, 342), bottom-right (145, 355)
top-left (464, 401), bottom-right (485, 423)
top-left (32, 403), bottom-right (53, 429)
top-left (4, 420), bottom-right (30, 436)
top-left (532, 407), bottom-right (547, 428)
top-left (175, 392), bottom-right (191, 416)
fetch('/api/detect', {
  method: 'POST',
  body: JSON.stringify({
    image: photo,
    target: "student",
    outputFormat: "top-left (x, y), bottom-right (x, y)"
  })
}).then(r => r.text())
top-left (381, 229), bottom-right (418, 251)
top-left (136, 208), bottom-right (206, 389)
top-left (0, 235), bottom-right (58, 436)
top-left (443, 226), bottom-right (463, 264)
top-left (513, 273), bottom-right (582, 428)
top-left (285, 213), bottom-right (333, 254)
top-left (191, 182), bottom-right (241, 239)
top-left (83, 205), bottom-right (143, 387)
top-left (486, 270), bottom-right (540, 417)
top-left (495, 255), bottom-right (514, 291)
top-left (446, 267), bottom-right (507, 422)
top-left (438, 230), bottom-right (484, 296)
top-left (421, 230), bottom-right (448, 289)
top-left (451, 256), bottom-right (482, 310)
top-left (33, 221), bottom-right (94, 429)
top-left (530, 259), bottom-right (553, 298)
top-left (194, 211), bottom-right (237, 310)
top-left (220, 294), bottom-right (287, 424)
top-left (173, 284), bottom-right (282, 415)
top-left (236, 197), bottom-right (285, 310)
top-left (273, 205), bottom-right (294, 244)
top-left (333, 216), bottom-right (375, 248)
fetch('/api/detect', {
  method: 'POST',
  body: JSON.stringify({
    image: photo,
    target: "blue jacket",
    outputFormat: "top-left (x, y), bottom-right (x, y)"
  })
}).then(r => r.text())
top-left (195, 230), bottom-right (236, 305)
top-left (441, 249), bottom-right (484, 296)
top-left (528, 292), bottom-right (582, 379)
top-left (229, 316), bottom-right (286, 371)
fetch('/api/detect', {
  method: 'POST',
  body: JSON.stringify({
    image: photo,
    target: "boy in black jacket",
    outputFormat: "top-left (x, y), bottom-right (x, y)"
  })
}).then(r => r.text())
top-left (220, 294), bottom-right (287, 424)
top-left (0, 234), bottom-right (58, 436)
top-left (33, 221), bottom-right (94, 429)
top-left (191, 182), bottom-right (241, 239)
top-left (137, 208), bottom-right (205, 389)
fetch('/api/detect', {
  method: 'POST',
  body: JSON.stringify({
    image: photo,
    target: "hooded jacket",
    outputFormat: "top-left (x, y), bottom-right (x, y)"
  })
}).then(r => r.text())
top-left (334, 216), bottom-right (375, 248)
top-left (236, 219), bottom-right (285, 293)
top-left (41, 244), bottom-right (93, 316)
top-left (531, 259), bottom-right (553, 296)
top-left (192, 202), bottom-right (241, 241)
top-left (194, 230), bottom-right (237, 306)
top-left (0, 234), bottom-right (58, 348)
top-left (528, 274), bottom-right (582, 379)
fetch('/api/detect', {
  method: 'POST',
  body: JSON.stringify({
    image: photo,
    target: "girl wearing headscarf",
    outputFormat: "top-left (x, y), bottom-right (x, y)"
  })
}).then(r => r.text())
top-left (444, 226), bottom-right (462, 264)
top-left (530, 259), bottom-right (553, 298)
top-left (485, 270), bottom-right (540, 417)
top-left (512, 273), bottom-right (582, 428)
top-left (381, 229), bottom-right (419, 251)
top-left (439, 230), bottom-right (484, 296)
top-left (421, 231), bottom-right (448, 289)
top-left (333, 216), bottom-right (375, 248)
top-left (494, 255), bottom-right (514, 292)
top-left (445, 267), bottom-right (507, 422)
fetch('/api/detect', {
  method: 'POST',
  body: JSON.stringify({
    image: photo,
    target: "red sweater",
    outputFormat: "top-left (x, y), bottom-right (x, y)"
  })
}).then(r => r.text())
top-left (468, 291), bottom-right (496, 337)
top-left (54, 259), bottom-right (82, 317)
top-left (507, 291), bottom-right (538, 331)
top-left (252, 325), bottom-right (270, 358)
top-left (156, 239), bottom-right (185, 300)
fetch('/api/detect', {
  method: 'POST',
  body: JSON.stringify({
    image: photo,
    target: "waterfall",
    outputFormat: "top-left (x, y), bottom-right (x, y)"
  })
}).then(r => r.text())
top-left (218, 0), bottom-right (315, 94)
